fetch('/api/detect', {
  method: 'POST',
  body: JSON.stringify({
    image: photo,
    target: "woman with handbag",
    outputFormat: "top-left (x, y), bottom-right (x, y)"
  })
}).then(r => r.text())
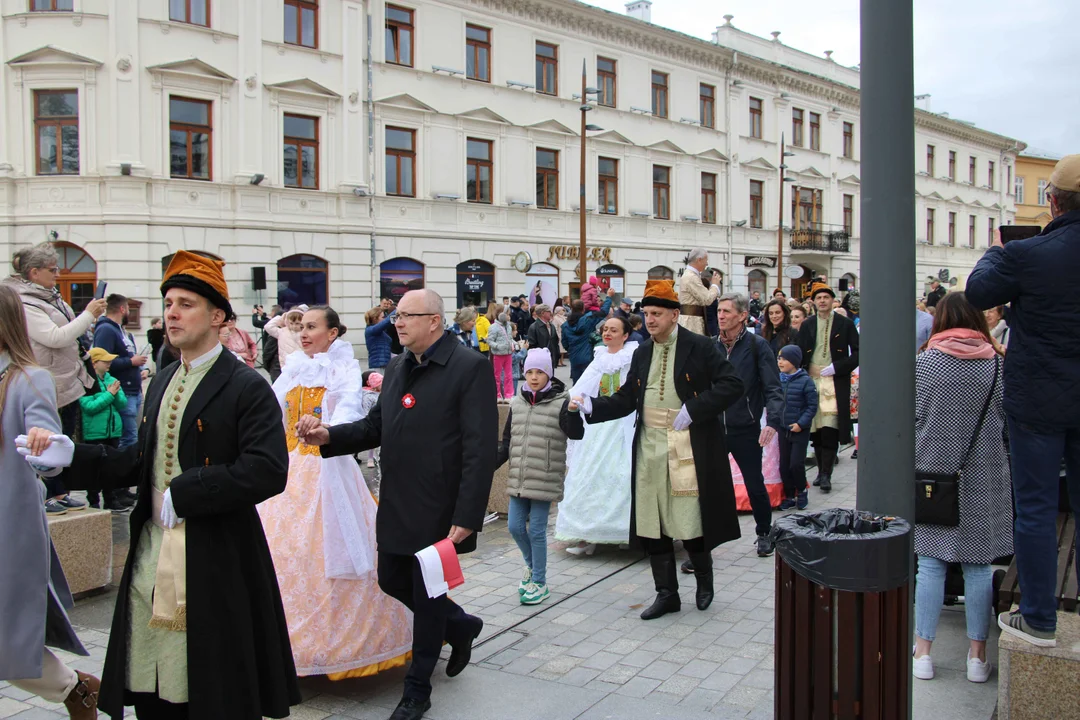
top-left (912, 292), bottom-right (1010, 685)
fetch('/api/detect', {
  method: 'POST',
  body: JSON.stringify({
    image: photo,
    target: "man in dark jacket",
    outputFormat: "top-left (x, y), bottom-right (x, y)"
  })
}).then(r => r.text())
top-left (570, 280), bottom-right (744, 622)
top-left (93, 294), bottom-right (148, 451)
top-left (561, 295), bottom-right (613, 382)
top-left (797, 282), bottom-right (859, 493)
top-left (709, 293), bottom-right (783, 557)
top-left (526, 304), bottom-right (561, 370)
top-left (67, 251), bottom-right (299, 720)
top-left (925, 279), bottom-right (946, 308)
top-left (966, 153), bottom-right (1080, 649)
top-left (253, 305), bottom-right (282, 381)
top-left (301, 289), bottom-right (497, 720)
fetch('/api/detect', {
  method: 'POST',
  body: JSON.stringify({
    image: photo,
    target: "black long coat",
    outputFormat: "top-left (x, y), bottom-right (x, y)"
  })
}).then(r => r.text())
top-left (582, 326), bottom-right (746, 551)
top-left (69, 351), bottom-right (299, 720)
top-left (796, 311), bottom-right (860, 443)
top-left (321, 332), bottom-right (498, 556)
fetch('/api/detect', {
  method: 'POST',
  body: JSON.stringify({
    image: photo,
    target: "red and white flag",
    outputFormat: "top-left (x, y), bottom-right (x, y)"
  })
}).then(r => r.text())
top-left (415, 538), bottom-right (465, 599)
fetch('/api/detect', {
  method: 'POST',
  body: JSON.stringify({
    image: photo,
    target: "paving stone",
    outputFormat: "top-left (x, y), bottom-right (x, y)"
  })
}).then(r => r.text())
top-left (10, 709), bottom-right (64, 720)
top-left (604, 638), bottom-right (643, 655)
top-left (700, 670), bottom-right (745, 693)
top-left (565, 641), bottom-right (606, 659)
top-left (0, 698), bottom-right (33, 718)
top-left (663, 645), bottom-right (705, 664)
top-left (739, 669), bottom-right (774, 690)
top-left (619, 649), bottom-right (661, 668)
top-left (637, 659), bottom-right (682, 681)
top-left (678, 687), bottom-right (727, 713)
top-left (598, 664), bottom-right (639, 685)
top-left (614, 675), bottom-right (662, 699)
top-left (652, 673), bottom-right (702, 696)
top-left (537, 655), bottom-right (583, 675)
top-left (580, 651), bottom-right (622, 671)
top-left (559, 667), bottom-right (601, 688)
top-left (678, 659), bottom-right (721, 679)
top-left (717, 684), bottom-right (769, 710)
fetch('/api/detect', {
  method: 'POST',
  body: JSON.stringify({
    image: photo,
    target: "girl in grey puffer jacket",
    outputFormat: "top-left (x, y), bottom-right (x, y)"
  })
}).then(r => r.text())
top-left (495, 349), bottom-right (583, 606)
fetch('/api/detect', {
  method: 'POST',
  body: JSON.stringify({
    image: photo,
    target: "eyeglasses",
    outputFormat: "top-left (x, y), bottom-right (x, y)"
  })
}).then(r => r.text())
top-left (41, 267), bottom-right (60, 274)
top-left (394, 312), bottom-right (437, 323)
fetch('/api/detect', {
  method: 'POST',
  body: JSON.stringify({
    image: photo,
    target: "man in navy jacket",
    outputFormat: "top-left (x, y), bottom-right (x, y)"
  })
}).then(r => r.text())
top-left (93, 294), bottom-right (148, 450)
top-left (966, 153), bottom-right (1080, 649)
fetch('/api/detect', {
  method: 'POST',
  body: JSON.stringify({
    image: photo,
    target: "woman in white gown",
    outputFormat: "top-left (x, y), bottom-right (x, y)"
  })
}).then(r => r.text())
top-left (258, 307), bottom-right (411, 679)
top-left (555, 316), bottom-right (638, 554)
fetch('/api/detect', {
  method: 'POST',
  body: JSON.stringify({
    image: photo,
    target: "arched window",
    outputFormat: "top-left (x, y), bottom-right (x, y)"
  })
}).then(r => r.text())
top-left (380, 257), bottom-right (424, 304)
top-left (647, 265), bottom-right (674, 280)
top-left (54, 242), bottom-right (97, 314)
top-left (278, 254), bottom-right (328, 308)
top-left (840, 272), bottom-right (857, 293)
top-left (526, 262), bottom-right (559, 307)
top-left (747, 269), bottom-right (768, 299)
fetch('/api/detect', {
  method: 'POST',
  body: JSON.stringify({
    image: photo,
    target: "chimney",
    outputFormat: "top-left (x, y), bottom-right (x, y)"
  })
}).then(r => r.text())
top-left (625, 0), bottom-right (652, 23)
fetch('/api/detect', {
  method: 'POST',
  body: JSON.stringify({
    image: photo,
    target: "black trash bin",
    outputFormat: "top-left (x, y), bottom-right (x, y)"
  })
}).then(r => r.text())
top-left (771, 509), bottom-right (912, 720)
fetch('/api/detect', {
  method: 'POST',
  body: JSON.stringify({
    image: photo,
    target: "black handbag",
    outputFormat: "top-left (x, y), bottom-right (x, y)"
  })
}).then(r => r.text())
top-left (915, 358), bottom-right (998, 527)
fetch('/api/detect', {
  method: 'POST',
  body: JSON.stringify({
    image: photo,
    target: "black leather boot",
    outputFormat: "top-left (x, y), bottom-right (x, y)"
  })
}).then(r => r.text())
top-left (640, 553), bottom-right (681, 620)
top-left (688, 551), bottom-right (714, 610)
top-left (812, 448), bottom-right (823, 487)
top-left (819, 447), bottom-right (835, 493)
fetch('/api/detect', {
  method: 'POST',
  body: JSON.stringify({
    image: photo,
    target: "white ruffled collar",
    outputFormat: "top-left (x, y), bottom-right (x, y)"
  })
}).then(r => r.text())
top-left (589, 341), bottom-right (638, 374)
top-left (275, 339), bottom-right (356, 392)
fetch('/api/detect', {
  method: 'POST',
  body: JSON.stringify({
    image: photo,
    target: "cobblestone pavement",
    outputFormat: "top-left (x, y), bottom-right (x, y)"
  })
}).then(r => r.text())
top-left (1, 446), bottom-right (999, 719)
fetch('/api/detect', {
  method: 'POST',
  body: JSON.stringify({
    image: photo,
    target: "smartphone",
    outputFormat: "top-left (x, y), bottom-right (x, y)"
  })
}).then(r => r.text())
top-left (999, 225), bottom-right (1041, 244)
top-left (94, 281), bottom-right (107, 299)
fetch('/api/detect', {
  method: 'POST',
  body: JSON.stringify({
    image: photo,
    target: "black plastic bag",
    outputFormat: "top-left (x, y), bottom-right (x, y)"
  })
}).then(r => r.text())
top-left (770, 508), bottom-right (911, 593)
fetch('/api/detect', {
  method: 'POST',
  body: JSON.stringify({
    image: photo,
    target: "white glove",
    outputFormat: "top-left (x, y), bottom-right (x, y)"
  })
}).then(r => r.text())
top-left (820, 364), bottom-right (836, 378)
top-left (160, 488), bottom-right (182, 529)
top-left (15, 434), bottom-right (74, 469)
top-left (577, 395), bottom-right (593, 415)
top-left (672, 405), bottom-right (692, 431)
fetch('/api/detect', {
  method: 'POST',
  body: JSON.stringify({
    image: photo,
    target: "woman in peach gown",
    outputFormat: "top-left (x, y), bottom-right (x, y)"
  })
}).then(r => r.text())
top-left (259, 306), bottom-right (411, 678)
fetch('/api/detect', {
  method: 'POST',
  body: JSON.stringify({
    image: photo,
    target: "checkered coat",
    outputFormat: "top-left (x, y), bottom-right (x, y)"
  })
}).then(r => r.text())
top-left (914, 350), bottom-right (1013, 563)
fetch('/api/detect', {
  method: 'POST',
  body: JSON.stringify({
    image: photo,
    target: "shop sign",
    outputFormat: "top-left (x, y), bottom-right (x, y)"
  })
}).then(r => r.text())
top-left (547, 245), bottom-right (613, 263)
top-left (596, 264), bottom-right (624, 277)
top-left (744, 256), bottom-right (777, 269)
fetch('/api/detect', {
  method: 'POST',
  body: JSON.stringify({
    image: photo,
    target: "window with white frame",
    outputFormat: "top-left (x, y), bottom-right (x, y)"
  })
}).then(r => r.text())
top-left (1038, 179), bottom-right (1049, 206)
top-left (1014, 176), bottom-right (1025, 204)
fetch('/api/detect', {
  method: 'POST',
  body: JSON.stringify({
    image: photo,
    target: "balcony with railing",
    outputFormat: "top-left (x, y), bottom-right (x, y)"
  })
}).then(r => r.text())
top-left (789, 223), bottom-right (851, 253)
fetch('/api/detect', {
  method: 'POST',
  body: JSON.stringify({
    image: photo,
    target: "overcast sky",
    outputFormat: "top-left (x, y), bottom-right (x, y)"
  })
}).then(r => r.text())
top-left (583, 0), bottom-right (1075, 157)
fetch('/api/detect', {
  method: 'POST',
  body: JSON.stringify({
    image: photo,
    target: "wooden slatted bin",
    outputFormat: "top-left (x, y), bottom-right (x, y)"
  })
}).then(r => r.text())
top-left (772, 510), bottom-right (912, 720)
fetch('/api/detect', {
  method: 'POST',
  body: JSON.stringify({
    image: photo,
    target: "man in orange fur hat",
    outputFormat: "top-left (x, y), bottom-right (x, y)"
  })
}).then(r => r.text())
top-left (568, 279), bottom-right (744, 622)
top-left (59, 250), bottom-right (301, 720)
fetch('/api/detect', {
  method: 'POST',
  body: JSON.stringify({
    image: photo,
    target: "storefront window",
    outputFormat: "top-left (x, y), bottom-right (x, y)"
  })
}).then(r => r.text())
top-left (380, 257), bottom-right (424, 304)
top-left (277, 253), bottom-right (328, 308)
top-left (457, 259), bottom-right (494, 308)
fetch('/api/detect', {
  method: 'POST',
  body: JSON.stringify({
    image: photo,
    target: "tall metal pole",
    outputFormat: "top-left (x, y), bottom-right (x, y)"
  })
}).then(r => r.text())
top-left (777, 133), bottom-right (786, 288)
top-left (578, 60), bottom-right (588, 291)
top-left (859, 1), bottom-right (915, 712)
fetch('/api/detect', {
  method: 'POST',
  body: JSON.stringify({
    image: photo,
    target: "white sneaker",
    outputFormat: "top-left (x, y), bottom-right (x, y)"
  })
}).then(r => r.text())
top-left (565, 543), bottom-right (596, 556)
top-left (912, 650), bottom-right (934, 680)
top-left (966, 652), bottom-right (991, 683)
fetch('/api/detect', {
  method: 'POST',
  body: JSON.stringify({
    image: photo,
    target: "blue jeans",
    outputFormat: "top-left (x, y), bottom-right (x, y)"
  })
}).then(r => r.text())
top-left (119, 389), bottom-right (141, 450)
top-left (508, 496), bottom-right (552, 585)
top-left (915, 557), bottom-right (992, 642)
top-left (1007, 417), bottom-right (1080, 632)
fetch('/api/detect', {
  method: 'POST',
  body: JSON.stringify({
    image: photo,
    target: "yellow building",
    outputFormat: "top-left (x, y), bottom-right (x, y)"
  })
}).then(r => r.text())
top-left (1014, 151), bottom-right (1061, 228)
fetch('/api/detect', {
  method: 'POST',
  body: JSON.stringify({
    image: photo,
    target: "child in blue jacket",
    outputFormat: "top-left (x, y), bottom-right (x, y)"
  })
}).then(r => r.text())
top-left (777, 345), bottom-right (819, 510)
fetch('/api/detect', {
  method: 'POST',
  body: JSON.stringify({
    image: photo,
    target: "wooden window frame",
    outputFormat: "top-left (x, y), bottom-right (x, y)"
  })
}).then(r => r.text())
top-left (33, 89), bottom-right (79, 176)
top-left (466, 24), bottom-right (491, 83)
top-left (598, 157), bottom-right (618, 215)
top-left (169, 96), bottom-right (213, 181)
top-left (651, 71), bottom-right (668, 119)
top-left (926, 208), bottom-right (935, 244)
top-left (988, 161), bottom-right (995, 190)
top-left (948, 211), bottom-right (956, 247)
top-left (653, 165), bottom-right (670, 220)
top-left (466, 137), bottom-right (493, 204)
top-left (169, 0), bottom-right (210, 26)
top-left (969, 215), bottom-right (976, 247)
top-left (535, 42), bottom-right (558, 96)
top-left (597, 57), bottom-right (616, 108)
top-left (536, 148), bottom-right (558, 210)
top-left (948, 150), bottom-right (956, 181)
top-left (926, 145), bottom-right (935, 176)
top-left (701, 172), bottom-right (717, 224)
top-left (385, 4), bottom-right (414, 67)
top-left (385, 126), bottom-right (416, 197)
top-left (30, 0), bottom-right (73, 10)
top-left (283, 113), bottom-right (319, 190)
top-left (749, 97), bottom-right (763, 139)
top-left (969, 156), bottom-right (977, 184)
top-left (699, 84), bottom-right (715, 129)
top-left (843, 194), bottom-right (854, 236)
top-left (792, 109), bottom-right (804, 147)
top-left (842, 122), bottom-right (854, 159)
top-left (284, 0), bottom-right (318, 49)
top-left (750, 180), bottom-right (763, 228)
top-left (809, 112), bottom-right (821, 150)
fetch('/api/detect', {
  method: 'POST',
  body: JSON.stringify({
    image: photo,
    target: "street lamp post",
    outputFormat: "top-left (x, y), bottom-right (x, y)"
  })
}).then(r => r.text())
top-left (578, 61), bottom-right (602, 294)
top-left (777, 134), bottom-right (796, 293)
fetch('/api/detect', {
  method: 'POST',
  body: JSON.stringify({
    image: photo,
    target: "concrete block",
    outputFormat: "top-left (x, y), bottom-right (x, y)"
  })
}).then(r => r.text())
top-left (998, 610), bottom-right (1080, 719)
top-left (47, 509), bottom-right (113, 596)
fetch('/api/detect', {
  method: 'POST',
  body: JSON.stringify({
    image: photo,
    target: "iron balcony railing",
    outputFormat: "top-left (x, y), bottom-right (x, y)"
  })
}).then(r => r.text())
top-left (789, 223), bottom-right (851, 253)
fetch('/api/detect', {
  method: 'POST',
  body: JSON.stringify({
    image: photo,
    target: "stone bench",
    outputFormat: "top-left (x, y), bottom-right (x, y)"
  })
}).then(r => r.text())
top-left (47, 508), bottom-right (113, 596)
top-left (997, 610), bottom-right (1080, 719)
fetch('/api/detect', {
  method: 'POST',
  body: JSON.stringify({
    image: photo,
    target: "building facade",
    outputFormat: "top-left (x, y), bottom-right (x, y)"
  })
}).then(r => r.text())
top-left (0, 0), bottom-right (1021, 356)
top-left (1013, 151), bottom-right (1059, 229)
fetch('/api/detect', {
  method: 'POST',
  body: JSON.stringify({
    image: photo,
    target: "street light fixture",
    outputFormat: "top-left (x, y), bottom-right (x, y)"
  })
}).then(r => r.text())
top-left (578, 61), bottom-right (605, 291)
top-left (776, 135), bottom-right (798, 288)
